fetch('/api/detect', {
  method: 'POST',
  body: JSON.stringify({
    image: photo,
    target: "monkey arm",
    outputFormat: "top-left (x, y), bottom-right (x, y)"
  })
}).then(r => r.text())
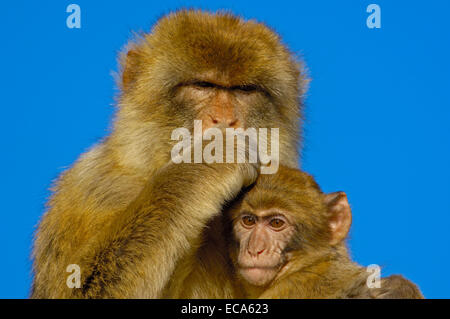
top-left (162, 217), bottom-right (242, 298)
top-left (65, 161), bottom-right (257, 298)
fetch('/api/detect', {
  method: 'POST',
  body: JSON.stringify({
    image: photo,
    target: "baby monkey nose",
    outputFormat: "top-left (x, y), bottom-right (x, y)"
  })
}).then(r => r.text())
top-left (248, 247), bottom-right (265, 257)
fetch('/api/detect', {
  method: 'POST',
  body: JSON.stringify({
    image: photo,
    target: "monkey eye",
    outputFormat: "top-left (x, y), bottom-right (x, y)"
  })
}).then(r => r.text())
top-left (242, 215), bottom-right (256, 227)
top-left (193, 81), bottom-right (216, 89)
top-left (232, 85), bottom-right (258, 92)
top-left (269, 218), bottom-right (285, 229)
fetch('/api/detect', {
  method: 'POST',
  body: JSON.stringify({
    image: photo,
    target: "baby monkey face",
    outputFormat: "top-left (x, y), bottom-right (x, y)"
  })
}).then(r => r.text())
top-left (228, 166), bottom-right (352, 288)
top-left (232, 208), bottom-right (297, 286)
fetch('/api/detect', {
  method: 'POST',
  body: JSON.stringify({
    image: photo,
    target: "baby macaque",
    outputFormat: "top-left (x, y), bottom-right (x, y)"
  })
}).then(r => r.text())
top-left (227, 166), bottom-right (423, 299)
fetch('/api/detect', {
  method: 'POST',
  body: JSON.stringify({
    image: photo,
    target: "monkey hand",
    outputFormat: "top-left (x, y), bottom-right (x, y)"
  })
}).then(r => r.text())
top-left (170, 127), bottom-right (261, 189)
top-left (220, 129), bottom-right (261, 187)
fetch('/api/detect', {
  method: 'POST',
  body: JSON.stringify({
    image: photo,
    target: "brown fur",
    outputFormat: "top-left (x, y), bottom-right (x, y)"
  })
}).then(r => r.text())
top-left (31, 10), bottom-right (307, 298)
top-left (227, 166), bottom-right (424, 299)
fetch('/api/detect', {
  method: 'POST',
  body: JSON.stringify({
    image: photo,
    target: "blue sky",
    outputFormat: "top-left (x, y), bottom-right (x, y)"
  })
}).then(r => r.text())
top-left (0, 1), bottom-right (449, 298)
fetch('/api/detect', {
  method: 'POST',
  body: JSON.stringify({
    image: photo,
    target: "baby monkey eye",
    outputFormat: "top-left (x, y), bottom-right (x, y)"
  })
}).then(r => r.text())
top-left (242, 215), bottom-right (256, 227)
top-left (269, 218), bottom-right (285, 229)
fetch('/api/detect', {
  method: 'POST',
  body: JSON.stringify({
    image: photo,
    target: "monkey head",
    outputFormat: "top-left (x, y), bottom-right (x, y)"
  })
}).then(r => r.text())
top-left (228, 166), bottom-right (352, 287)
top-left (112, 10), bottom-right (308, 172)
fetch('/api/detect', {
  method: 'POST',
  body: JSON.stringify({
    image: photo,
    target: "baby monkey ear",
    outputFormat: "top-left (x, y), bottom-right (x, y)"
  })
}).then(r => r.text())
top-left (324, 192), bottom-right (352, 245)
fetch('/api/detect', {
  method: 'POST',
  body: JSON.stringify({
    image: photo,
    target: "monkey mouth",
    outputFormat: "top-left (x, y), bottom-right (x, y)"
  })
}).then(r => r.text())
top-left (240, 265), bottom-right (278, 270)
top-left (239, 263), bottom-right (282, 275)
top-left (238, 266), bottom-right (279, 286)
top-left (238, 260), bottom-right (281, 269)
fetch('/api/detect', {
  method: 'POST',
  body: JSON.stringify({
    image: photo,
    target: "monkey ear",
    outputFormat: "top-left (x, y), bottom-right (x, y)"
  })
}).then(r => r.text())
top-left (122, 49), bottom-right (141, 91)
top-left (324, 192), bottom-right (352, 245)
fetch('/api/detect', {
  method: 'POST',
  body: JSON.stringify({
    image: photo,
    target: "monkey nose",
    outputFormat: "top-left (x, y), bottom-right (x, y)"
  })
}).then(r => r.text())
top-left (226, 118), bottom-right (239, 127)
top-left (248, 247), bottom-right (265, 257)
top-left (208, 114), bottom-right (239, 128)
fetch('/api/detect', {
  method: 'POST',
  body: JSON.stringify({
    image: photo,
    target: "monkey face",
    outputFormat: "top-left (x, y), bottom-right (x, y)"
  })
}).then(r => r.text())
top-left (228, 166), bottom-right (353, 287)
top-left (116, 11), bottom-right (307, 169)
top-left (232, 209), bottom-right (297, 286)
top-left (172, 79), bottom-right (272, 132)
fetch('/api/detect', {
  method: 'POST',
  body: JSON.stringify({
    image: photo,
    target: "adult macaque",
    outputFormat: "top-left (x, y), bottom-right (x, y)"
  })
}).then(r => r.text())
top-left (228, 166), bottom-right (423, 299)
top-left (31, 10), bottom-right (307, 298)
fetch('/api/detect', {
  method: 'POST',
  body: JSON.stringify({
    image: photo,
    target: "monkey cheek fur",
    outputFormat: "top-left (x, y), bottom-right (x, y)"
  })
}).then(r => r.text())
top-left (239, 267), bottom-right (279, 286)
